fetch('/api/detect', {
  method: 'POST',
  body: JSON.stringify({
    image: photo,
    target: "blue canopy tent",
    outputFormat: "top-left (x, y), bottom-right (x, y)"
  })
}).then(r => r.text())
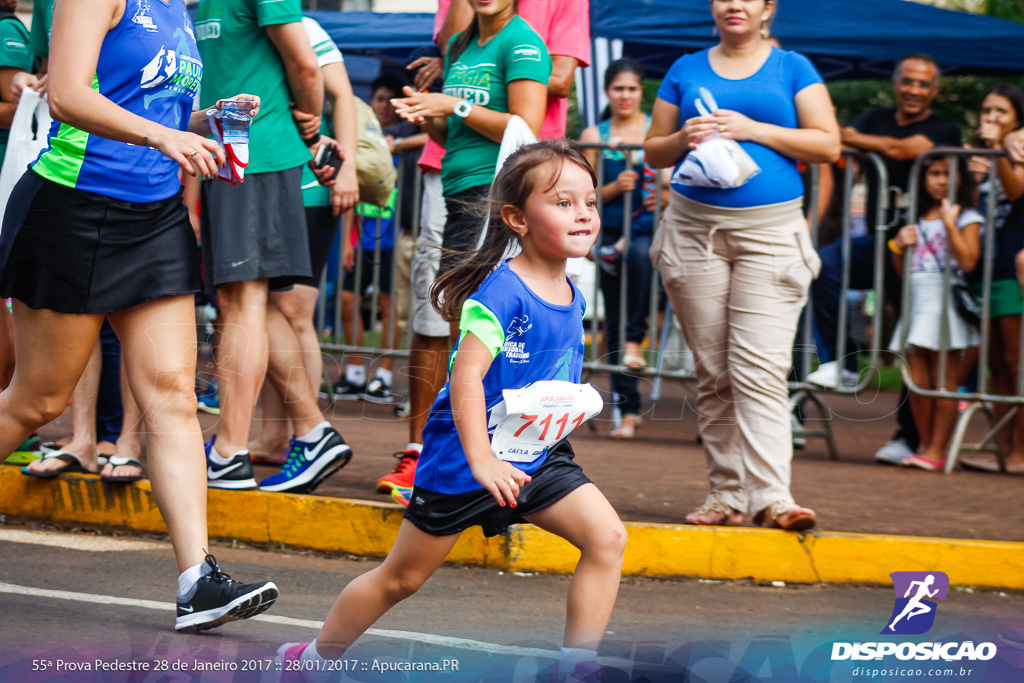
top-left (580, 0), bottom-right (1024, 125)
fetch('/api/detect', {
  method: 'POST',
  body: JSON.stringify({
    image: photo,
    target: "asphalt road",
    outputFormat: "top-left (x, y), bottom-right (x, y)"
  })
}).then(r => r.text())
top-left (1, 523), bottom-right (1022, 683)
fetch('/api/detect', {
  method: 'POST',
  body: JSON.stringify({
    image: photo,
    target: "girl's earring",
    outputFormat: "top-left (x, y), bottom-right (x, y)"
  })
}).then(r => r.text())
top-left (760, 21), bottom-right (770, 40)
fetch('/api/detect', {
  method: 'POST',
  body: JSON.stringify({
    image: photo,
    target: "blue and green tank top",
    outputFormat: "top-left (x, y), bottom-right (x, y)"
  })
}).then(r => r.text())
top-left (415, 261), bottom-right (587, 495)
top-left (32, 0), bottom-right (201, 202)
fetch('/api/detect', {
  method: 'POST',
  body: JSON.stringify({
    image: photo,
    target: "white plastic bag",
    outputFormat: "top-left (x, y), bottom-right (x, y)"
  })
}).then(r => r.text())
top-left (0, 89), bottom-right (52, 224)
top-left (474, 115), bottom-right (537, 250)
top-left (673, 87), bottom-right (760, 189)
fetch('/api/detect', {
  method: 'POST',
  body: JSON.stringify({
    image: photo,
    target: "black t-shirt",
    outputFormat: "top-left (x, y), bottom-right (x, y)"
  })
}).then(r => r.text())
top-left (851, 108), bottom-right (962, 231)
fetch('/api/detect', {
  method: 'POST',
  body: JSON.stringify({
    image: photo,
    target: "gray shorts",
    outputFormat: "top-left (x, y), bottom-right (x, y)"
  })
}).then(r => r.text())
top-left (410, 171), bottom-right (449, 337)
top-left (200, 166), bottom-right (312, 294)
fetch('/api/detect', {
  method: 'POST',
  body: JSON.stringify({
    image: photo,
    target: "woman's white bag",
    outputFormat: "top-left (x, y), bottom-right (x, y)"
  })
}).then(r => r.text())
top-left (0, 89), bottom-right (52, 226)
top-left (673, 88), bottom-right (760, 189)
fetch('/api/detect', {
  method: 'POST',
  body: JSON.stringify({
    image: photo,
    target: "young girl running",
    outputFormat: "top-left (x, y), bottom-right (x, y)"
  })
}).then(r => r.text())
top-left (274, 140), bottom-right (626, 680)
top-left (890, 155), bottom-right (982, 471)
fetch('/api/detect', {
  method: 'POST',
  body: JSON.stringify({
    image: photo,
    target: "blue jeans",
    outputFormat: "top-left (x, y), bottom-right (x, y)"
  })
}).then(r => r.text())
top-left (810, 235), bottom-right (919, 449)
top-left (599, 231), bottom-right (653, 416)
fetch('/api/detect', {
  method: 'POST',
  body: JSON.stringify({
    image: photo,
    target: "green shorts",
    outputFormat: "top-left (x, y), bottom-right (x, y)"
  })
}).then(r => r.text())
top-left (970, 278), bottom-right (1024, 318)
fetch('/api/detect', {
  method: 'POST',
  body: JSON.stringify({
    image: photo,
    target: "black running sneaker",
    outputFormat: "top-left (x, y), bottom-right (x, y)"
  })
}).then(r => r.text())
top-left (205, 435), bottom-right (258, 490)
top-left (175, 554), bottom-right (278, 633)
top-left (331, 377), bottom-right (366, 401)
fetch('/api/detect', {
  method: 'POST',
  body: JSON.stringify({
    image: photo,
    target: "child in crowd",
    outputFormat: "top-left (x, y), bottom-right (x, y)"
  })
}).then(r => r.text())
top-left (272, 141), bottom-right (626, 681)
top-left (890, 155), bottom-right (981, 471)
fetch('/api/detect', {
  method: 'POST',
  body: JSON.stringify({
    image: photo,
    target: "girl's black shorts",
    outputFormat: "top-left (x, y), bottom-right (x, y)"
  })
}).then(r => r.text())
top-left (404, 440), bottom-right (592, 538)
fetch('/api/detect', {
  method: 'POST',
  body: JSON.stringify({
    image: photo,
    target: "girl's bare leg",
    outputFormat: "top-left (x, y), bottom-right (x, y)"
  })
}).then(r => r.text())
top-left (316, 520), bottom-right (460, 659)
top-left (922, 353), bottom-right (961, 462)
top-left (906, 348), bottom-right (935, 454)
top-left (524, 483), bottom-right (626, 650)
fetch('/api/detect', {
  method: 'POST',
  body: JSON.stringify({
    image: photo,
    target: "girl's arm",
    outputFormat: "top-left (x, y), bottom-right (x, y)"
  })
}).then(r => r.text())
top-left (994, 152), bottom-right (1024, 203)
top-left (50, 0), bottom-right (225, 179)
top-left (939, 200), bottom-right (982, 273)
top-left (323, 60), bottom-right (359, 215)
top-left (392, 79), bottom-right (548, 142)
top-left (449, 332), bottom-right (532, 507)
top-left (713, 83), bottom-right (841, 164)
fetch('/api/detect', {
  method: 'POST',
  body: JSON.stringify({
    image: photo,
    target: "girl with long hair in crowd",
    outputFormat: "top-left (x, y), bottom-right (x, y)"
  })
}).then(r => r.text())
top-left (890, 156), bottom-right (981, 471)
top-left (644, 0), bottom-right (840, 530)
top-left (961, 83), bottom-right (1024, 474)
top-left (270, 141), bottom-right (626, 682)
top-left (580, 58), bottom-right (664, 440)
top-left (0, 0), bottom-right (277, 630)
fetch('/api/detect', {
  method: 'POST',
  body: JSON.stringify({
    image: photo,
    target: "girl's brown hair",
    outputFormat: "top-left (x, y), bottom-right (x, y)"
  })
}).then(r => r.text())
top-left (430, 139), bottom-right (596, 322)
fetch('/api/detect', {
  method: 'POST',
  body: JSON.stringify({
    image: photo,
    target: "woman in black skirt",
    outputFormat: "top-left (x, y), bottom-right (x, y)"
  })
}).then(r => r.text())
top-left (0, 0), bottom-right (279, 632)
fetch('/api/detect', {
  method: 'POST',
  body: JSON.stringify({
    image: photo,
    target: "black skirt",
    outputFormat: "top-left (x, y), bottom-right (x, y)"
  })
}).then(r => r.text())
top-left (0, 171), bottom-right (200, 314)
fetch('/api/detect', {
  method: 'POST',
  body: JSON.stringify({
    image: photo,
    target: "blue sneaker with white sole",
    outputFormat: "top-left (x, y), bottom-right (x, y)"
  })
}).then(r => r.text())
top-left (258, 426), bottom-right (352, 494)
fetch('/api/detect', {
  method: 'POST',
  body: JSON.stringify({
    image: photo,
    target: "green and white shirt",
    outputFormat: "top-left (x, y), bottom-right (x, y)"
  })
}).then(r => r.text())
top-left (0, 15), bottom-right (33, 161)
top-left (300, 16), bottom-right (342, 208)
top-left (441, 16), bottom-right (551, 197)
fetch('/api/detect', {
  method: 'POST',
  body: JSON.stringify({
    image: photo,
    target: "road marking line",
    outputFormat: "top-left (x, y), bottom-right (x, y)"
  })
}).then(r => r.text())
top-left (0, 583), bottom-right (559, 659)
top-left (0, 529), bottom-right (168, 552)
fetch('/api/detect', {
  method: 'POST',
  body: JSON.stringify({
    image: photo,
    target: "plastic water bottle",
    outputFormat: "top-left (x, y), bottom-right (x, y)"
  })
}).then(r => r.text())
top-left (219, 100), bottom-right (252, 145)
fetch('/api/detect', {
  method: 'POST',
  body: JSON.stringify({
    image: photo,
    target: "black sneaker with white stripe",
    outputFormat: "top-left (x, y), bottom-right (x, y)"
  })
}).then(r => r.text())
top-left (205, 435), bottom-right (258, 490)
top-left (175, 554), bottom-right (278, 633)
top-left (258, 426), bottom-right (352, 494)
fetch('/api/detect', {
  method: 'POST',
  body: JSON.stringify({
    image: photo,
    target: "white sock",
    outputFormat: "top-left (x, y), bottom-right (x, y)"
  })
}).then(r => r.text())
top-left (301, 641), bottom-right (335, 683)
top-left (177, 559), bottom-right (211, 597)
top-left (208, 445), bottom-right (243, 466)
top-left (557, 647), bottom-right (597, 675)
top-left (405, 442), bottom-right (423, 454)
top-left (374, 368), bottom-right (393, 385)
top-left (346, 364), bottom-right (366, 385)
top-left (297, 421), bottom-right (332, 443)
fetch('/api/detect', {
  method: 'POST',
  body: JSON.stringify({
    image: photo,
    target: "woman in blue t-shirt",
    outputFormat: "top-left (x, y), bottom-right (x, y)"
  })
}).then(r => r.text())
top-left (644, 0), bottom-right (839, 531)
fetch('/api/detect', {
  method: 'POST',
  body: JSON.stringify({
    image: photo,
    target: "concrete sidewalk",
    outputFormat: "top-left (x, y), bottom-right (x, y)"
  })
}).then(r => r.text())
top-left (3, 379), bottom-right (1021, 589)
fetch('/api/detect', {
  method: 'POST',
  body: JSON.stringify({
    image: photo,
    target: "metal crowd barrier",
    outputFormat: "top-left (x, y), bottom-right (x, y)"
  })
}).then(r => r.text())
top-left (314, 143), bottom-right (906, 460)
top-left (900, 147), bottom-right (1023, 473)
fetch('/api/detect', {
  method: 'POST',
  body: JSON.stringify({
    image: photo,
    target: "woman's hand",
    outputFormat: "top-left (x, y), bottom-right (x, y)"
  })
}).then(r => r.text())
top-left (308, 136), bottom-right (343, 187)
top-left (156, 130), bottom-right (225, 179)
top-left (470, 457), bottom-right (532, 507)
top-left (11, 72), bottom-right (45, 103)
top-left (392, 86), bottom-right (460, 124)
top-left (613, 169), bottom-right (638, 194)
top-left (408, 56), bottom-right (443, 91)
top-left (968, 153), bottom-right (991, 177)
top-left (713, 109), bottom-right (761, 143)
top-left (682, 115), bottom-right (716, 149)
top-left (939, 198), bottom-right (961, 229)
top-left (331, 163), bottom-right (359, 215)
top-left (342, 243), bottom-right (355, 272)
top-left (895, 224), bottom-right (918, 250)
top-left (979, 121), bottom-right (1005, 149)
top-left (217, 93), bottom-right (261, 119)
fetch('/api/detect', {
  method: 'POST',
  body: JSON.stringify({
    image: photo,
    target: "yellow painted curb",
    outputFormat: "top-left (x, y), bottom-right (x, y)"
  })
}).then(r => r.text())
top-left (2, 467), bottom-right (1021, 589)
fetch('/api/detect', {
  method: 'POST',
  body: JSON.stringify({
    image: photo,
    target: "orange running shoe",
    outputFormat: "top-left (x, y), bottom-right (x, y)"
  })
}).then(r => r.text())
top-left (376, 449), bottom-right (419, 493)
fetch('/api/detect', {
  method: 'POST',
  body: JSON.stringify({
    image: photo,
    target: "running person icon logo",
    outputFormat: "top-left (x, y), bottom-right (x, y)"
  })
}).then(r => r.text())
top-left (881, 571), bottom-right (950, 635)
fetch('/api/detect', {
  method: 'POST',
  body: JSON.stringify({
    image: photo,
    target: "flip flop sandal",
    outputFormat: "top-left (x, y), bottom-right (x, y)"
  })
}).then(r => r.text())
top-left (21, 452), bottom-right (93, 478)
top-left (100, 456), bottom-right (145, 483)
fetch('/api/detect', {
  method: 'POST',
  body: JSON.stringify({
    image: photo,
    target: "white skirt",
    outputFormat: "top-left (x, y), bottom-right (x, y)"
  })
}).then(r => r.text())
top-left (890, 271), bottom-right (979, 351)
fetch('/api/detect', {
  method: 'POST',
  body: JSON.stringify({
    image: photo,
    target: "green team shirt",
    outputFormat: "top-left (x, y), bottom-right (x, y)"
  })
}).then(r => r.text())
top-left (0, 16), bottom-right (33, 161)
top-left (27, 0), bottom-right (52, 59)
top-left (196, 0), bottom-right (310, 174)
top-left (441, 16), bottom-right (550, 197)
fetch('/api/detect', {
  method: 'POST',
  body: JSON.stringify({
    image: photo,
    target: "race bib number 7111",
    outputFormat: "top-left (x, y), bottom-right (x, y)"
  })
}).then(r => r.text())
top-left (488, 381), bottom-right (604, 463)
